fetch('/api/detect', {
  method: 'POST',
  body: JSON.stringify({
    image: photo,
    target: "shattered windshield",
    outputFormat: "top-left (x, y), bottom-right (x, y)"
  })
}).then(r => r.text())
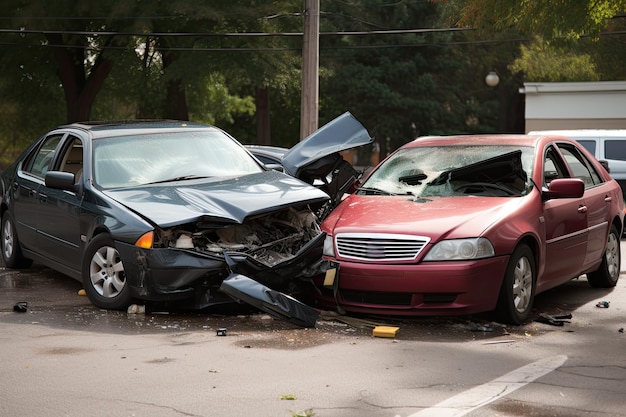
top-left (359, 145), bottom-right (534, 197)
top-left (93, 130), bottom-right (263, 189)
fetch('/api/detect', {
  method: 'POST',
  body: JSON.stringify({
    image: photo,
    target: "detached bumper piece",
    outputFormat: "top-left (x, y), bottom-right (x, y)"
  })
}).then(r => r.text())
top-left (219, 274), bottom-right (319, 328)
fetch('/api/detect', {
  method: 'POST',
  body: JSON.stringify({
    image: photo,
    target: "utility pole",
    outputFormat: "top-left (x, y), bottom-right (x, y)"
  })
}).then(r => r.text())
top-left (300, 0), bottom-right (319, 140)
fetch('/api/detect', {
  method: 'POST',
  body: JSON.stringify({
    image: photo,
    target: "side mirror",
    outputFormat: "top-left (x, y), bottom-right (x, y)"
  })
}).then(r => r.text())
top-left (599, 160), bottom-right (610, 173)
top-left (45, 171), bottom-right (77, 191)
top-left (543, 178), bottom-right (584, 200)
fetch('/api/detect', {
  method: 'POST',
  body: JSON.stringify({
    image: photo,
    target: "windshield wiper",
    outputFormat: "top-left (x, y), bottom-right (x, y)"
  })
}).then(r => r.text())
top-left (358, 187), bottom-right (412, 196)
top-left (146, 175), bottom-right (210, 185)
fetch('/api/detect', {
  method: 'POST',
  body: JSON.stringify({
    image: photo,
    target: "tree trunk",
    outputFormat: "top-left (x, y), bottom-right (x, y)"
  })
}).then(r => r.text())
top-left (47, 33), bottom-right (112, 123)
top-left (256, 87), bottom-right (271, 145)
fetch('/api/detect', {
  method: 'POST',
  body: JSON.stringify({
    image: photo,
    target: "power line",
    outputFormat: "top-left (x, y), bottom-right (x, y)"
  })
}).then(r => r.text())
top-left (0, 27), bottom-right (473, 37)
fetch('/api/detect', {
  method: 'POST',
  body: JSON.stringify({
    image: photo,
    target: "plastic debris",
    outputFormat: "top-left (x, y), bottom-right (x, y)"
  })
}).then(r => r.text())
top-left (127, 304), bottom-right (145, 314)
top-left (483, 339), bottom-right (516, 345)
top-left (596, 301), bottom-right (610, 308)
top-left (77, 289), bottom-right (86, 296)
top-left (13, 301), bottom-right (27, 313)
top-left (216, 328), bottom-right (227, 336)
top-left (534, 313), bottom-right (572, 326)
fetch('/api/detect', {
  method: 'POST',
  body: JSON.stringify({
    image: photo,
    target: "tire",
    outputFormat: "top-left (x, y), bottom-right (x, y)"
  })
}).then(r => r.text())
top-left (82, 234), bottom-right (132, 310)
top-left (587, 224), bottom-right (620, 288)
top-left (494, 244), bottom-right (535, 325)
top-left (1, 211), bottom-right (32, 269)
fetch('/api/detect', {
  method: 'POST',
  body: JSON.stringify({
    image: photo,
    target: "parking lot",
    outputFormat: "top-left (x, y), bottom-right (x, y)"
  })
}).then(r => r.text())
top-left (1, 242), bottom-right (625, 417)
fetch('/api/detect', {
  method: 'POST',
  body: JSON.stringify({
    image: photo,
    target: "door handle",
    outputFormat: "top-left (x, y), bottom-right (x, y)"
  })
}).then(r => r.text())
top-left (604, 196), bottom-right (612, 203)
top-left (578, 205), bottom-right (588, 213)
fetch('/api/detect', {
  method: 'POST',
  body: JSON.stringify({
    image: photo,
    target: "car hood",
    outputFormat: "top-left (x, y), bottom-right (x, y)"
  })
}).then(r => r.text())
top-left (104, 170), bottom-right (330, 227)
top-left (281, 111), bottom-right (374, 177)
top-left (323, 194), bottom-right (525, 240)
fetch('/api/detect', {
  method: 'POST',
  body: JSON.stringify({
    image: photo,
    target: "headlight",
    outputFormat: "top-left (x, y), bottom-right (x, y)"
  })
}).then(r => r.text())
top-left (323, 234), bottom-right (335, 257)
top-left (424, 238), bottom-right (494, 261)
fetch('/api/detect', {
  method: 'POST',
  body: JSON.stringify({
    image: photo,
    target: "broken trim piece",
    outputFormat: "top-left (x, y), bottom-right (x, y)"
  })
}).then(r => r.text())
top-left (219, 274), bottom-right (319, 328)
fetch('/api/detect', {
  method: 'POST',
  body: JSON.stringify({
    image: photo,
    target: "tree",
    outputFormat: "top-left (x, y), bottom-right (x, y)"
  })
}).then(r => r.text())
top-left (452, 0), bottom-right (626, 39)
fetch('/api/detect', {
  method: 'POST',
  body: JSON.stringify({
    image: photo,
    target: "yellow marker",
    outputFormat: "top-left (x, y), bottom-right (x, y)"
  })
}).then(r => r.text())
top-left (372, 326), bottom-right (400, 338)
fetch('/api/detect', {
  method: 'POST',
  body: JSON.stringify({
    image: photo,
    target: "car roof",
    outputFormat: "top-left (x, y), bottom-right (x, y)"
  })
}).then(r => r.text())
top-left (58, 120), bottom-right (216, 138)
top-left (404, 134), bottom-right (545, 148)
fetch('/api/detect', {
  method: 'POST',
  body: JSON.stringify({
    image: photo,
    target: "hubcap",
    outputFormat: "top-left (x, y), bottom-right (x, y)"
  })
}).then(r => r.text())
top-left (605, 232), bottom-right (620, 280)
top-left (89, 246), bottom-right (126, 298)
top-left (512, 256), bottom-right (533, 313)
top-left (2, 219), bottom-right (14, 260)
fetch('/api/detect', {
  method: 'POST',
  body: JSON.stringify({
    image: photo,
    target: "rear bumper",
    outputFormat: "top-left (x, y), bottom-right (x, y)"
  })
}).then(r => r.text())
top-left (313, 256), bottom-right (510, 316)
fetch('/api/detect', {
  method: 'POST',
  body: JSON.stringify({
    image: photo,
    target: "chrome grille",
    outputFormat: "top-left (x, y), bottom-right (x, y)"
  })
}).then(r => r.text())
top-left (335, 233), bottom-right (430, 261)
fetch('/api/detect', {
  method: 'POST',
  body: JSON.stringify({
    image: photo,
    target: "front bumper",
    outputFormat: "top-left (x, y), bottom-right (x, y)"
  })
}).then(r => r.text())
top-left (115, 232), bottom-right (326, 308)
top-left (313, 255), bottom-right (510, 316)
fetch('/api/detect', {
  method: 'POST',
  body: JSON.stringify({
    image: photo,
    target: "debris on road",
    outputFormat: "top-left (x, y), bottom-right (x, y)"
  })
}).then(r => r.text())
top-left (127, 304), bottom-right (145, 315)
top-left (372, 326), bottom-right (400, 338)
top-left (483, 339), bottom-right (516, 345)
top-left (318, 310), bottom-right (388, 329)
top-left (534, 313), bottom-right (572, 326)
top-left (596, 300), bottom-right (610, 308)
top-left (13, 301), bottom-right (27, 313)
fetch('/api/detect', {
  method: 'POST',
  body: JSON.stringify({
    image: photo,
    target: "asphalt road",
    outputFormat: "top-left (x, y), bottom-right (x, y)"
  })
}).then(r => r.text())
top-left (1, 244), bottom-right (625, 417)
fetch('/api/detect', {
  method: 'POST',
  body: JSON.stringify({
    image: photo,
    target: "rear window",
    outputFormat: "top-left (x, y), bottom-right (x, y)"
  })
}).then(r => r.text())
top-left (604, 140), bottom-right (626, 161)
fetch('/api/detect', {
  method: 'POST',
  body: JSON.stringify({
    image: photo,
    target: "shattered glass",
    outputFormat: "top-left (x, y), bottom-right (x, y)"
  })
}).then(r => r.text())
top-left (360, 145), bottom-right (535, 198)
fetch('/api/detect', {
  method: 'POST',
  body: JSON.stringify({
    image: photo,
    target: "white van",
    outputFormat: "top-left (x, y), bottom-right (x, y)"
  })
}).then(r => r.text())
top-left (529, 129), bottom-right (626, 200)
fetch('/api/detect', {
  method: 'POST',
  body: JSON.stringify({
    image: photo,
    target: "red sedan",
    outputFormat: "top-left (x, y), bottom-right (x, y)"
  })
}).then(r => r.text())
top-left (315, 134), bottom-right (624, 324)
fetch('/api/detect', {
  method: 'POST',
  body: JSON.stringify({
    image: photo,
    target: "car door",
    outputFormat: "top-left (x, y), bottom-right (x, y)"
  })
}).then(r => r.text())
top-left (12, 133), bottom-right (65, 252)
top-left (36, 135), bottom-right (84, 274)
top-left (555, 142), bottom-right (611, 268)
top-left (540, 145), bottom-right (588, 287)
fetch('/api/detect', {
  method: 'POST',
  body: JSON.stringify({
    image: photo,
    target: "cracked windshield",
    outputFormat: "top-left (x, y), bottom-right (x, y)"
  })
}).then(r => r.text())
top-left (359, 145), bottom-right (535, 197)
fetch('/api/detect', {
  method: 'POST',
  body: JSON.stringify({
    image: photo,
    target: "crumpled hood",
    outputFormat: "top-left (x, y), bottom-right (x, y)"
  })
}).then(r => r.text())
top-left (323, 194), bottom-right (525, 240)
top-left (281, 111), bottom-right (374, 177)
top-left (104, 170), bottom-right (330, 227)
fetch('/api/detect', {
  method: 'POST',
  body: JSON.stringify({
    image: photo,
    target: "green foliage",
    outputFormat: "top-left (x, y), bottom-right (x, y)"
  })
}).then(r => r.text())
top-left (510, 38), bottom-right (600, 82)
top-left (2, 0), bottom-right (625, 168)
top-left (453, 0), bottom-right (626, 39)
top-left (188, 72), bottom-right (256, 126)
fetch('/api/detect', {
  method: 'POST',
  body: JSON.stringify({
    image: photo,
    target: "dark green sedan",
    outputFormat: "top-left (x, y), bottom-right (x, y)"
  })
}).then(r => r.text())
top-left (0, 116), bottom-right (373, 325)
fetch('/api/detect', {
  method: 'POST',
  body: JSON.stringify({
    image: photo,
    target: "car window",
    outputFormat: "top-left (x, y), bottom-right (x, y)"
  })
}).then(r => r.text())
top-left (59, 136), bottom-right (84, 182)
top-left (577, 139), bottom-right (596, 155)
top-left (543, 147), bottom-right (568, 186)
top-left (604, 140), bottom-right (626, 161)
top-left (24, 134), bottom-right (64, 178)
top-left (557, 143), bottom-right (603, 188)
top-left (92, 130), bottom-right (263, 189)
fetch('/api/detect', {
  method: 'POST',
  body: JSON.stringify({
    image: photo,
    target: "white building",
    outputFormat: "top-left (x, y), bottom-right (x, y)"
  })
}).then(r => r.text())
top-left (520, 81), bottom-right (626, 132)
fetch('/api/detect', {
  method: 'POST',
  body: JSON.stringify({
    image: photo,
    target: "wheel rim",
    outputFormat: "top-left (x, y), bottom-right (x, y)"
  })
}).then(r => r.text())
top-left (605, 231), bottom-right (620, 280)
top-left (2, 219), bottom-right (14, 260)
top-left (512, 256), bottom-right (533, 313)
top-left (89, 245), bottom-right (126, 298)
